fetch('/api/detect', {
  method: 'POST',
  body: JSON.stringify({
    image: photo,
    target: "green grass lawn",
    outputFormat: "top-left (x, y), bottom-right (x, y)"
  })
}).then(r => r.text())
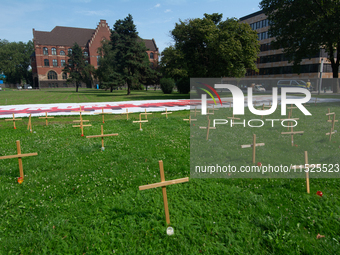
top-left (0, 88), bottom-right (190, 106)
top-left (0, 104), bottom-right (339, 254)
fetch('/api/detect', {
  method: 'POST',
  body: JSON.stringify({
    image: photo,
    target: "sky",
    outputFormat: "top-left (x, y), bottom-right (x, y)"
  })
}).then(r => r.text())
top-left (0, 0), bottom-right (261, 54)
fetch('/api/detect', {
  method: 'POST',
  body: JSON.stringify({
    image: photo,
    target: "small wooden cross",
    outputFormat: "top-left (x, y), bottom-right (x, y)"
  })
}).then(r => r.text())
top-left (0, 140), bottom-right (38, 180)
top-left (263, 102), bottom-right (272, 108)
top-left (5, 113), bottom-right (22, 129)
top-left (241, 134), bottom-right (265, 164)
top-left (290, 151), bottom-right (321, 193)
top-left (281, 124), bottom-right (304, 146)
top-left (208, 104), bottom-right (219, 114)
top-left (256, 104), bottom-right (265, 119)
top-left (86, 125), bottom-right (118, 151)
top-left (326, 111), bottom-right (338, 124)
top-left (190, 106), bottom-right (197, 117)
top-left (287, 104), bottom-right (297, 117)
top-left (133, 113), bottom-right (148, 131)
top-left (141, 110), bottom-right (152, 120)
top-left (72, 112), bottom-right (92, 136)
top-left (121, 108), bottom-right (133, 120)
top-left (280, 111), bottom-right (299, 131)
top-left (314, 97), bottom-right (318, 105)
top-left (199, 119), bottom-right (216, 140)
top-left (139, 160), bottom-right (189, 225)
top-left (27, 114), bottom-right (32, 133)
top-left (161, 108), bottom-right (172, 119)
top-left (227, 114), bottom-right (241, 127)
top-left (326, 114), bottom-right (337, 141)
top-left (183, 115), bottom-right (197, 124)
top-left (94, 107), bottom-right (112, 123)
top-left (39, 112), bottom-right (54, 126)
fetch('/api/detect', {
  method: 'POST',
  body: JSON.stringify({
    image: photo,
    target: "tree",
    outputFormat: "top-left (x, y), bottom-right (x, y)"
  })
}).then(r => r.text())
top-left (0, 40), bottom-right (34, 84)
top-left (160, 13), bottom-right (259, 92)
top-left (108, 14), bottom-right (159, 95)
top-left (260, 0), bottom-right (340, 92)
top-left (63, 42), bottom-right (94, 92)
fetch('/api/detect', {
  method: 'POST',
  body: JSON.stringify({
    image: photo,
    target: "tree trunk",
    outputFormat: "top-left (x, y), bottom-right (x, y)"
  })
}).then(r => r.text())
top-left (127, 82), bottom-right (131, 95)
top-left (110, 86), bottom-right (113, 92)
top-left (76, 82), bottom-right (79, 92)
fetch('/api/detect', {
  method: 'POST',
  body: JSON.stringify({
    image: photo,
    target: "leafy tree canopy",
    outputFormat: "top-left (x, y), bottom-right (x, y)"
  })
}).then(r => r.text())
top-left (63, 42), bottom-right (94, 92)
top-left (160, 13), bottom-right (259, 81)
top-left (0, 40), bottom-right (34, 84)
top-left (260, 0), bottom-right (340, 82)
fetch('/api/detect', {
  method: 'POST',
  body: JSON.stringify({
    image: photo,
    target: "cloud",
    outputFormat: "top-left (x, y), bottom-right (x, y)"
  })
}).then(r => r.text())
top-left (155, 3), bottom-right (161, 8)
top-left (164, 9), bottom-right (172, 13)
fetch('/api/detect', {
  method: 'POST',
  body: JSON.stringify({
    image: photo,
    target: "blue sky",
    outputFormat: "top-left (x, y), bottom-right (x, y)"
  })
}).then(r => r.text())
top-left (0, 0), bottom-right (260, 54)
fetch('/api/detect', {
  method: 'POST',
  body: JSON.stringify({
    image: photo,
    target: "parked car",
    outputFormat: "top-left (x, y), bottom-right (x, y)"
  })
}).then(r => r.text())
top-left (253, 84), bottom-right (266, 92)
top-left (23, 84), bottom-right (32, 89)
top-left (0, 86), bottom-right (2, 91)
top-left (17, 85), bottom-right (22, 90)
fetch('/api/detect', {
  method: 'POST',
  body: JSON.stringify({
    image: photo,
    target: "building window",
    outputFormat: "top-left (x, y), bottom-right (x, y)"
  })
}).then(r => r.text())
top-left (44, 59), bottom-right (49, 66)
top-left (43, 47), bottom-right (48, 55)
top-left (53, 59), bottom-right (58, 67)
top-left (62, 72), bottom-right (67, 79)
top-left (150, 52), bottom-right (154, 59)
top-left (85, 60), bottom-right (88, 65)
top-left (83, 51), bottom-right (88, 57)
top-left (97, 55), bottom-right (101, 65)
top-left (60, 50), bottom-right (65, 56)
top-left (52, 48), bottom-right (56, 55)
top-left (47, 70), bottom-right (57, 80)
top-left (68, 48), bottom-right (72, 55)
top-left (61, 59), bottom-right (66, 66)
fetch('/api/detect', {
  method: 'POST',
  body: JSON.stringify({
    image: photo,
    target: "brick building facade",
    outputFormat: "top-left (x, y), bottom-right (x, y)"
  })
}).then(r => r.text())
top-left (31, 20), bottom-right (159, 88)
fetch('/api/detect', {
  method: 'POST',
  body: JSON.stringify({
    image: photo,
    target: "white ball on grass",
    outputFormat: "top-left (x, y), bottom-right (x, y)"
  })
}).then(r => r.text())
top-left (167, 227), bottom-right (174, 236)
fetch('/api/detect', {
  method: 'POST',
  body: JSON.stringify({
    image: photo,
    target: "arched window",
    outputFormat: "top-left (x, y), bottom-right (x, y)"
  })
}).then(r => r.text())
top-left (44, 59), bottom-right (49, 66)
top-left (43, 47), bottom-right (48, 55)
top-left (68, 48), bottom-right (72, 55)
top-left (52, 59), bottom-right (58, 67)
top-left (47, 71), bottom-right (57, 80)
top-left (60, 50), bottom-right (65, 56)
top-left (62, 72), bottom-right (67, 80)
top-left (150, 52), bottom-right (154, 59)
top-left (52, 48), bottom-right (56, 55)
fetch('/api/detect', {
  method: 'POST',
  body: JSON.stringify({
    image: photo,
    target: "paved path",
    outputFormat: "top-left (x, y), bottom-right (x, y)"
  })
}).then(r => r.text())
top-left (0, 96), bottom-right (339, 118)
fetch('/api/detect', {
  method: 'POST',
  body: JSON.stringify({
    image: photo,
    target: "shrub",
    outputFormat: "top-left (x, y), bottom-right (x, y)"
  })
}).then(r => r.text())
top-left (176, 77), bottom-right (190, 94)
top-left (160, 78), bottom-right (175, 94)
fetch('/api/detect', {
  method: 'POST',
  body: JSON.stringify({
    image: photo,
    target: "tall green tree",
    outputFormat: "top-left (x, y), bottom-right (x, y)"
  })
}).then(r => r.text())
top-left (0, 40), bottom-right (34, 84)
top-left (260, 0), bottom-right (340, 92)
top-left (109, 14), bottom-right (158, 95)
top-left (160, 13), bottom-right (259, 90)
top-left (63, 42), bottom-right (94, 92)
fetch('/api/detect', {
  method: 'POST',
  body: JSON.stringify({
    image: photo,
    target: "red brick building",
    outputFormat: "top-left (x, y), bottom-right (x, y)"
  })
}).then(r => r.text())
top-left (31, 20), bottom-right (159, 88)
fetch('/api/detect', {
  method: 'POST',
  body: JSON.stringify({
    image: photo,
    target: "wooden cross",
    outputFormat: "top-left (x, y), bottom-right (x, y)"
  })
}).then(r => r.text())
top-left (227, 114), bottom-right (240, 127)
top-left (0, 140), bottom-right (38, 180)
top-left (241, 134), bottom-right (265, 164)
top-left (121, 108), bottom-right (133, 120)
top-left (27, 114), bottom-right (32, 133)
top-left (94, 107), bottom-right (112, 123)
top-left (326, 110), bottom-right (338, 123)
top-left (141, 110), bottom-right (152, 120)
top-left (208, 104), bottom-right (219, 114)
top-left (326, 114), bottom-right (337, 141)
top-left (314, 97), bottom-right (318, 105)
top-left (280, 111), bottom-right (299, 131)
top-left (139, 160), bottom-right (189, 225)
top-left (5, 113), bottom-right (22, 129)
top-left (86, 125), bottom-right (118, 151)
top-left (39, 112), bottom-right (54, 126)
top-left (72, 112), bottom-right (92, 136)
top-left (256, 104), bottom-right (265, 119)
top-left (133, 113), bottom-right (148, 131)
top-left (263, 102), bottom-right (272, 108)
top-left (190, 106), bottom-right (197, 117)
top-left (183, 115), bottom-right (197, 124)
top-left (291, 151), bottom-right (321, 193)
top-left (281, 124), bottom-right (304, 146)
top-left (161, 108), bottom-right (172, 119)
top-left (199, 119), bottom-right (216, 140)
top-left (287, 104), bottom-right (297, 118)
